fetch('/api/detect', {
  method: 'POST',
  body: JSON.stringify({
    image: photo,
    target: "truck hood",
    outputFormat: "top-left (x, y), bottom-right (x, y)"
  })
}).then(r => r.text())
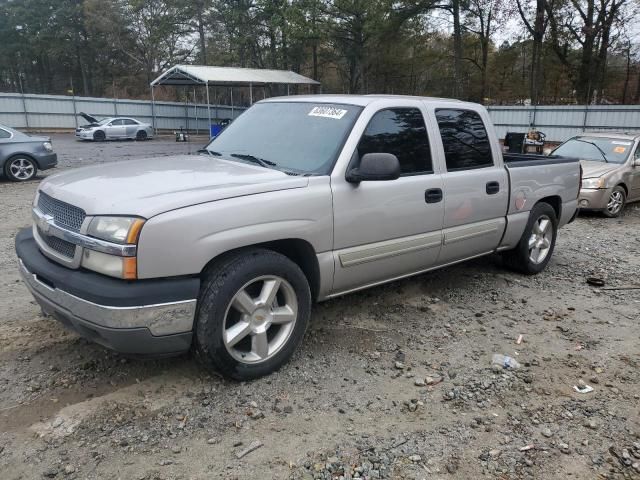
top-left (39, 155), bottom-right (308, 218)
top-left (580, 160), bottom-right (621, 178)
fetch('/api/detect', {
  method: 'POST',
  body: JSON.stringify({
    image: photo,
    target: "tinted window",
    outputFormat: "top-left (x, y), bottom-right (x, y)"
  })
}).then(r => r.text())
top-left (110, 119), bottom-right (125, 126)
top-left (123, 119), bottom-right (138, 125)
top-left (357, 108), bottom-right (432, 175)
top-left (435, 109), bottom-right (493, 171)
top-left (0, 128), bottom-right (11, 139)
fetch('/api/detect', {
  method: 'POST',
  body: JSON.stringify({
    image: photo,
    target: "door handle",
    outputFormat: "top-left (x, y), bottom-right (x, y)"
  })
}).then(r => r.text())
top-left (425, 188), bottom-right (443, 203)
top-left (486, 181), bottom-right (500, 195)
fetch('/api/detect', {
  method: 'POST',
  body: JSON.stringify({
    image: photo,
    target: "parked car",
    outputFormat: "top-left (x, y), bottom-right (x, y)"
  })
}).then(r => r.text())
top-left (15, 95), bottom-right (580, 380)
top-left (75, 113), bottom-right (154, 141)
top-left (0, 124), bottom-right (57, 182)
top-left (552, 132), bottom-right (640, 217)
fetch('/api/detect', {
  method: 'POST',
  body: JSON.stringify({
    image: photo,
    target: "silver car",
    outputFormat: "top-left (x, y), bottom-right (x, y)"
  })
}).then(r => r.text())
top-left (75, 113), bottom-right (154, 142)
top-left (553, 132), bottom-right (640, 217)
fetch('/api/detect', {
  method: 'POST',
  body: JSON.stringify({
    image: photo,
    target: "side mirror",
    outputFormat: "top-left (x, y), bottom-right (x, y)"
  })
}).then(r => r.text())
top-left (346, 153), bottom-right (401, 183)
top-left (634, 158), bottom-right (640, 168)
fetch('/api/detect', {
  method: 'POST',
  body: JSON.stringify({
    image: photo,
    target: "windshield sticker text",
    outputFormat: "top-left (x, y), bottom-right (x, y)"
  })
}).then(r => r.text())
top-left (613, 146), bottom-right (627, 153)
top-left (308, 106), bottom-right (348, 119)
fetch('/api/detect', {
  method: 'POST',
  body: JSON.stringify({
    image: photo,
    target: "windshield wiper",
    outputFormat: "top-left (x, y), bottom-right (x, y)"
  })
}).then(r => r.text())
top-left (230, 153), bottom-right (277, 168)
top-left (575, 139), bottom-right (608, 163)
top-left (197, 149), bottom-right (222, 156)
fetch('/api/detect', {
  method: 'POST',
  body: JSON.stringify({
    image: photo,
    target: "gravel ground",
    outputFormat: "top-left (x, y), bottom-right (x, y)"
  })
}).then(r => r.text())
top-left (1, 135), bottom-right (639, 479)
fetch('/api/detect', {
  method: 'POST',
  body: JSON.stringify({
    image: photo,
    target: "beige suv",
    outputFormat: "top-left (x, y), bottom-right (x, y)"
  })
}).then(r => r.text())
top-left (553, 132), bottom-right (640, 217)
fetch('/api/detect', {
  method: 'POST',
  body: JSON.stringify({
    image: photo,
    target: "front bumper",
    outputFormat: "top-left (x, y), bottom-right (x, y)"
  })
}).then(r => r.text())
top-left (16, 228), bottom-right (199, 356)
top-left (578, 187), bottom-right (611, 210)
top-left (34, 152), bottom-right (58, 170)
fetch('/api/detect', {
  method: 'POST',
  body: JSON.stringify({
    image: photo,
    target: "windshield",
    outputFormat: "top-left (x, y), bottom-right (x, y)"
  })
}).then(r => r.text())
top-left (205, 102), bottom-right (362, 174)
top-left (96, 118), bottom-right (112, 126)
top-left (553, 136), bottom-right (633, 164)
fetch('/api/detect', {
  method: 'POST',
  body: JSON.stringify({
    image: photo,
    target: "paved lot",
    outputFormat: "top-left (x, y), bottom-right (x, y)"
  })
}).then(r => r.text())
top-left (1, 138), bottom-right (639, 479)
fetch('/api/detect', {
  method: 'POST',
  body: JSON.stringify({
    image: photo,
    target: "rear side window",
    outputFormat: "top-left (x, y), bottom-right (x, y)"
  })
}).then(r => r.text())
top-left (435, 109), bottom-right (493, 171)
top-left (123, 119), bottom-right (138, 125)
top-left (357, 108), bottom-right (433, 175)
top-left (0, 128), bottom-right (11, 139)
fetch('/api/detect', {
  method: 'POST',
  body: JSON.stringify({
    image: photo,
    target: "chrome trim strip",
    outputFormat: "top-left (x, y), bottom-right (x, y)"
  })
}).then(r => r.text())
top-left (19, 260), bottom-right (196, 336)
top-left (443, 222), bottom-right (500, 246)
top-left (33, 208), bottom-right (137, 257)
top-left (326, 251), bottom-right (493, 299)
top-left (338, 232), bottom-right (442, 268)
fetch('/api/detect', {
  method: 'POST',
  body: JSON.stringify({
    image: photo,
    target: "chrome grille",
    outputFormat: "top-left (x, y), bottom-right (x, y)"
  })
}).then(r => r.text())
top-left (38, 228), bottom-right (76, 258)
top-left (37, 192), bottom-right (86, 232)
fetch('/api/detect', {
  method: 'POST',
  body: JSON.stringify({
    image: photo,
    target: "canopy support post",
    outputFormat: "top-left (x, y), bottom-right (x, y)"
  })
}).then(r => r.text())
top-left (287, 84), bottom-right (290, 96)
top-left (194, 87), bottom-right (198, 134)
top-left (151, 85), bottom-right (156, 132)
top-left (249, 82), bottom-right (253, 105)
top-left (230, 87), bottom-right (234, 118)
top-left (206, 82), bottom-right (211, 138)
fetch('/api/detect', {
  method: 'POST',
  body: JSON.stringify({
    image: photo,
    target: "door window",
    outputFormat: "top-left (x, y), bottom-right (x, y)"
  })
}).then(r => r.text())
top-left (435, 109), bottom-right (493, 171)
top-left (109, 119), bottom-right (125, 126)
top-left (357, 108), bottom-right (433, 175)
top-left (123, 119), bottom-right (138, 125)
top-left (0, 128), bottom-right (11, 139)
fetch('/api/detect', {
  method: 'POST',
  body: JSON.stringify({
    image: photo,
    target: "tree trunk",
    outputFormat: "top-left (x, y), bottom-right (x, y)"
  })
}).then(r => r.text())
top-left (452, 0), bottom-right (463, 98)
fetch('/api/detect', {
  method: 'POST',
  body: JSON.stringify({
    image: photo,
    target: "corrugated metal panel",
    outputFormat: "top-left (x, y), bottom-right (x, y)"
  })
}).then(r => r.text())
top-left (488, 105), bottom-right (640, 142)
top-left (0, 92), bottom-right (246, 132)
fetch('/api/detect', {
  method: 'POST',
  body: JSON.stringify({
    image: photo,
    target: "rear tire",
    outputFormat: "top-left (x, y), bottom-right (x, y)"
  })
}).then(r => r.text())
top-left (136, 130), bottom-right (147, 141)
top-left (502, 202), bottom-right (558, 275)
top-left (602, 186), bottom-right (625, 218)
top-left (194, 249), bottom-right (311, 380)
top-left (93, 130), bottom-right (106, 142)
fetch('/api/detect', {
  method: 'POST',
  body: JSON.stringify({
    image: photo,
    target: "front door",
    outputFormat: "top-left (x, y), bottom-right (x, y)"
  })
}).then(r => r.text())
top-left (106, 119), bottom-right (126, 139)
top-left (431, 107), bottom-right (509, 265)
top-left (331, 106), bottom-right (445, 294)
top-left (630, 146), bottom-right (640, 201)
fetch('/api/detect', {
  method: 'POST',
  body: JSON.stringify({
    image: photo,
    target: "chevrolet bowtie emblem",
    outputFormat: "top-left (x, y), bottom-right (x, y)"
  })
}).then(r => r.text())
top-left (39, 214), bottom-right (54, 234)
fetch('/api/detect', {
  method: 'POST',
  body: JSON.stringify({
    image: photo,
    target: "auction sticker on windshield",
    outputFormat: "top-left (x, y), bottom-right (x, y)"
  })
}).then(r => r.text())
top-left (309, 106), bottom-right (348, 119)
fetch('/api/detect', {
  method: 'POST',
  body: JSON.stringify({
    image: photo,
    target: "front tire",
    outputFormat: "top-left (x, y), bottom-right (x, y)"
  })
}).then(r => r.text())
top-left (195, 249), bottom-right (311, 380)
top-left (502, 202), bottom-right (558, 275)
top-left (602, 186), bottom-right (626, 218)
top-left (93, 130), bottom-right (106, 142)
top-left (4, 156), bottom-right (37, 182)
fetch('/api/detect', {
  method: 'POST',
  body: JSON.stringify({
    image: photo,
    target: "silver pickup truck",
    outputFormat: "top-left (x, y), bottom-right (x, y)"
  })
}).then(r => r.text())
top-left (15, 95), bottom-right (580, 379)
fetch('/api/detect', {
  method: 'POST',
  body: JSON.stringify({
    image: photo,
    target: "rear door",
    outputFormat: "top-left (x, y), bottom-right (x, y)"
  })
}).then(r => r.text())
top-left (331, 104), bottom-right (445, 293)
top-left (429, 106), bottom-right (508, 265)
top-left (123, 119), bottom-right (140, 138)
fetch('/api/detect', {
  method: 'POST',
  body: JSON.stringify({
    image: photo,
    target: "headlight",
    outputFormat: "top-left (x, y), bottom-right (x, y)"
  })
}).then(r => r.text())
top-left (83, 216), bottom-right (145, 279)
top-left (43, 141), bottom-right (53, 152)
top-left (87, 216), bottom-right (145, 244)
top-left (581, 177), bottom-right (605, 189)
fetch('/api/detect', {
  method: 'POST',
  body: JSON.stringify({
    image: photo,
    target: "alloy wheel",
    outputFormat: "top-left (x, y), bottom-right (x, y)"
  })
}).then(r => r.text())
top-left (222, 275), bottom-right (298, 364)
top-left (528, 215), bottom-right (553, 264)
top-left (9, 158), bottom-right (35, 180)
top-left (607, 190), bottom-right (624, 215)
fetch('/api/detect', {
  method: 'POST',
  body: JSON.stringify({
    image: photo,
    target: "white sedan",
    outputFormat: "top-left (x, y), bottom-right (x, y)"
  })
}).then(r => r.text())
top-left (75, 114), bottom-right (154, 141)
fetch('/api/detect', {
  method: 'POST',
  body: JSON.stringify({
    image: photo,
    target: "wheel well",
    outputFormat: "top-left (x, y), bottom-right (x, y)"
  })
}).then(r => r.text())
top-left (616, 183), bottom-right (628, 195)
top-left (200, 239), bottom-right (321, 301)
top-left (536, 195), bottom-right (561, 219)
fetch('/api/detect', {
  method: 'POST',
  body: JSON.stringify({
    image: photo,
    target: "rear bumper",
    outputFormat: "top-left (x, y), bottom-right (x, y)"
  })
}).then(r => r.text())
top-left (15, 228), bottom-right (199, 356)
top-left (578, 188), bottom-right (610, 210)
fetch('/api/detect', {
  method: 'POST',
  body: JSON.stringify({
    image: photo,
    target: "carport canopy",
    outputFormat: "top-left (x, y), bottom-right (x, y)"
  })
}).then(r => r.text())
top-left (149, 65), bottom-right (320, 134)
top-left (151, 65), bottom-right (320, 88)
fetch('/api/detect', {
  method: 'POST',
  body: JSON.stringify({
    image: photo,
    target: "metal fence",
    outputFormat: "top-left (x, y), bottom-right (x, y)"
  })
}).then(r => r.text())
top-left (487, 105), bottom-right (640, 142)
top-left (2, 92), bottom-right (640, 142)
top-left (0, 92), bottom-right (246, 133)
